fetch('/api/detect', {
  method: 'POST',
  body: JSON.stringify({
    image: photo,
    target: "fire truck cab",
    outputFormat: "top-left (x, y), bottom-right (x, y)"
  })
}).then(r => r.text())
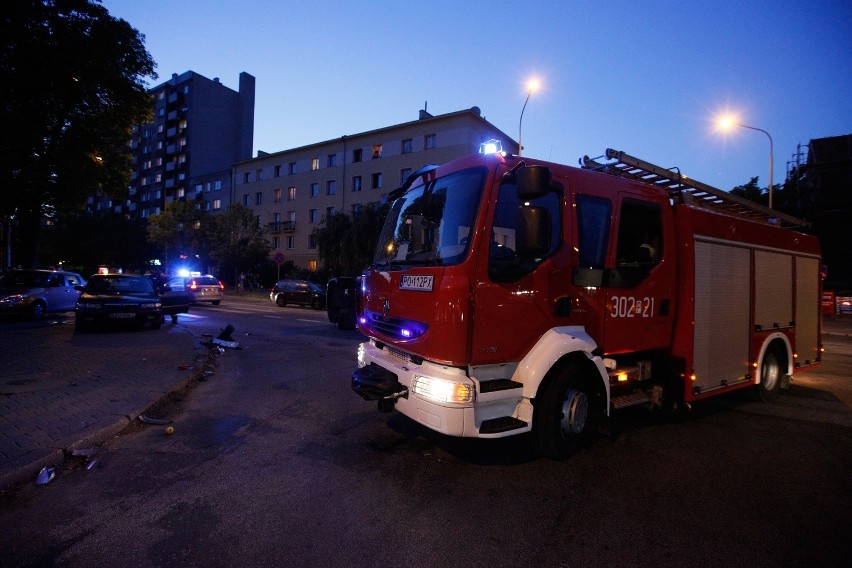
top-left (352, 144), bottom-right (821, 459)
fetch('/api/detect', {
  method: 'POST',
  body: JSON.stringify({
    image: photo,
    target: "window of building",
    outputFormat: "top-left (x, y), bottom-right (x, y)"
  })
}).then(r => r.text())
top-left (213, 199), bottom-right (222, 210)
top-left (214, 180), bottom-right (222, 191)
top-left (400, 168), bottom-right (412, 185)
top-left (242, 194), bottom-right (250, 206)
top-left (425, 133), bottom-right (436, 149)
top-left (371, 172), bottom-right (382, 189)
top-left (326, 206), bottom-right (335, 220)
top-left (155, 173), bottom-right (162, 183)
top-left (243, 172), bottom-right (250, 183)
top-left (194, 184), bottom-right (203, 193)
top-left (273, 236), bottom-right (280, 249)
top-left (255, 192), bottom-right (262, 205)
top-left (205, 182), bottom-right (212, 192)
top-left (177, 188), bottom-right (185, 198)
top-left (288, 162), bottom-right (296, 175)
top-left (274, 165), bottom-right (281, 177)
top-left (255, 169), bottom-right (262, 181)
top-left (327, 154), bottom-right (337, 167)
top-left (310, 183), bottom-right (319, 198)
top-left (311, 157), bottom-right (319, 171)
top-left (308, 259), bottom-right (317, 271)
top-left (309, 209), bottom-right (318, 223)
top-left (352, 148), bottom-right (362, 163)
top-left (274, 188), bottom-right (282, 203)
top-left (326, 180), bottom-right (336, 195)
top-left (158, 91), bottom-right (165, 100)
top-left (352, 176), bottom-right (362, 192)
top-left (372, 144), bottom-right (383, 159)
top-left (308, 236), bottom-right (317, 250)
top-left (286, 236), bottom-right (294, 250)
top-left (401, 139), bottom-right (413, 154)
top-left (288, 186), bottom-right (296, 200)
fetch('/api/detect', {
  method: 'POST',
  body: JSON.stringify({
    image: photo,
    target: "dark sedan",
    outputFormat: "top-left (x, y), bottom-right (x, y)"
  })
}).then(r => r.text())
top-left (75, 274), bottom-right (163, 331)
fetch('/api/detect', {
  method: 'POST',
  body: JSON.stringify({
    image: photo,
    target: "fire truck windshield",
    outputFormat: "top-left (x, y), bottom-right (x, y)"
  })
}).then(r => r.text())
top-left (374, 167), bottom-right (486, 267)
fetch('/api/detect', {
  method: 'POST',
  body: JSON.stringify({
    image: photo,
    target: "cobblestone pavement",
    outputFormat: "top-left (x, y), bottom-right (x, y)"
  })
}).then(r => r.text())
top-left (0, 318), bottom-right (208, 489)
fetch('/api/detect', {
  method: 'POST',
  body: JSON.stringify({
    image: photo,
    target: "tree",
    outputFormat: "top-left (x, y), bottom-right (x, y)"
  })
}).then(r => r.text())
top-left (730, 177), bottom-right (766, 205)
top-left (1, 0), bottom-right (156, 267)
top-left (314, 202), bottom-right (388, 277)
top-left (146, 198), bottom-right (210, 270)
top-left (207, 204), bottom-right (271, 285)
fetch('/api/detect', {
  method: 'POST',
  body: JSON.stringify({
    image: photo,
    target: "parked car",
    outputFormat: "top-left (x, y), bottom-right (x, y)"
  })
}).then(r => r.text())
top-left (0, 269), bottom-right (87, 320)
top-left (167, 275), bottom-right (224, 305)
top-left (269, 279), bottom-right (326, 309)
top-left (75, 274), bottom-right (163, 331)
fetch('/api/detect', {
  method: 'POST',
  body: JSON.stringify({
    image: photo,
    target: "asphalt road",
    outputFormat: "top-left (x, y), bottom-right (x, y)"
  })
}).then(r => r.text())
top-left (1, 300), bottom-right (850, 567)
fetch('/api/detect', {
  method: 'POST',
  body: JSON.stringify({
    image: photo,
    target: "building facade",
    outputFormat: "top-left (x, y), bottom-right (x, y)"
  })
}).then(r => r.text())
top-left (93, 71), bottom-right (255, 218)
top-left (234, 106), bottom-right (516, 271)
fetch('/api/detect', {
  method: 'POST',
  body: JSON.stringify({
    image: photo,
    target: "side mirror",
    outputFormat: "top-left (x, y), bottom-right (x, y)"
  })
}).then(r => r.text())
top-left (516, 206), bottom-right (551, 258)
top-left (515, 165), bottom-right (552, 200)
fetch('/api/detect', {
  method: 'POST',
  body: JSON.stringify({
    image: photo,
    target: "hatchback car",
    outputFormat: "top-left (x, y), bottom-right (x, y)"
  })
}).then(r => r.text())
top-left (270, 279), bottom-right (326, 309)
top-left (75, 274), bottom-right (163, 330)
top-left (0, 269), bottom-right (87, 320)
top-left (167, 275), bottom-right (224, 305)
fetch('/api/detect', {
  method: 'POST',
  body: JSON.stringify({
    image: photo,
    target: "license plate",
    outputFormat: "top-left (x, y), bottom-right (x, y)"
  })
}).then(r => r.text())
top-left (399, 275), bottom-right (433, 291)
top-left (109, 312), bottom-right (136, 319)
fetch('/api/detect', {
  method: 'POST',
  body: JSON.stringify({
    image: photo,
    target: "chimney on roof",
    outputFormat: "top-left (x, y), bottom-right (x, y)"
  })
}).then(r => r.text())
top-left (419, 101), bottom-right (432, 120)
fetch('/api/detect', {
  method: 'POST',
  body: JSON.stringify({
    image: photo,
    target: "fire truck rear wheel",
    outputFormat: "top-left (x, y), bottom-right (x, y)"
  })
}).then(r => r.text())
top-left (534, 362), bottom-right (599, 460)
top-left (753, 344), bottom-right (785, 402)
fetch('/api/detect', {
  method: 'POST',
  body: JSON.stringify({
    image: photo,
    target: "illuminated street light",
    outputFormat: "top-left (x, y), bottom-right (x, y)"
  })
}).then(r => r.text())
top-left (718, 116), bottom-right (775, 208)
top-left (518, 78), bottom-right (539, 156)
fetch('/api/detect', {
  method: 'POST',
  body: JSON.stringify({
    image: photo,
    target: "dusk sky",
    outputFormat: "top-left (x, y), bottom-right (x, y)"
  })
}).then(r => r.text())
top-left (103, 0), bottom-right (851, 192)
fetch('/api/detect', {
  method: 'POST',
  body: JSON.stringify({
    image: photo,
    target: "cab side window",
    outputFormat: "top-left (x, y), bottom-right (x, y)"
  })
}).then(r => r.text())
top-left (615, 199), bottom-right (662, 270)
top-left (576, 194), bottom-right (612, 269)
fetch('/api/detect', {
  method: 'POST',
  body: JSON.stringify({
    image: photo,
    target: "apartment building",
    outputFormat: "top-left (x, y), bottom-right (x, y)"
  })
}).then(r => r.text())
top-left (94, 71), bottom-right (255, 217)
top-left (234, 106), bottom-right (516, 271)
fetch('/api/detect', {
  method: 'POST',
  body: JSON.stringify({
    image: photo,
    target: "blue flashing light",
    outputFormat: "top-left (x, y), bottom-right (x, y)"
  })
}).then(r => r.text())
top-left (479, 139), bottom-right (503, 155)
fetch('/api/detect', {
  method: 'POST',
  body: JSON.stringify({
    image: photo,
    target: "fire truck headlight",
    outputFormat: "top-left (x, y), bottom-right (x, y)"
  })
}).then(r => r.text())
top-left (412, 376), bottom-right (474, 404)
top-left (357, 344), bottom-right (366, 367)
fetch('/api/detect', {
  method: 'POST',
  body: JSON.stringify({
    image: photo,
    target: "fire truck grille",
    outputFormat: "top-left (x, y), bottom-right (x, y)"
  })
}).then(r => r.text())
top-left (363, 310), bottom-right (428, 341)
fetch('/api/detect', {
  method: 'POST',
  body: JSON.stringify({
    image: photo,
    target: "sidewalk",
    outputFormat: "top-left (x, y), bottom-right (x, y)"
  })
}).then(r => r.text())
top-left (0, 322), bottom-right (210, 490)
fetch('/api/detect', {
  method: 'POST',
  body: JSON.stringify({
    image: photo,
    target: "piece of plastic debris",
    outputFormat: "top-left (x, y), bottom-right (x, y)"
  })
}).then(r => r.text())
top-left (217, 324), bottom-right (235, 341)
top-left (138, 415), bottom-right (169, 425)
top-left (86, 459), bottom-right (99, 470)
top-left (164, 426), bottom-right (175, 435)
top-left (36, 467), bottom-right (56, 486)
top-left (211, 338), bottom-right (240, 349)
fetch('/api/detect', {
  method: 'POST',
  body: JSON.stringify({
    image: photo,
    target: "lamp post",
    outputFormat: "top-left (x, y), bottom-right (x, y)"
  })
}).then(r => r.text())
top-left (518, 79), bottom-right (539, 156)
top-left (719, 118), bottom-right (775, 209)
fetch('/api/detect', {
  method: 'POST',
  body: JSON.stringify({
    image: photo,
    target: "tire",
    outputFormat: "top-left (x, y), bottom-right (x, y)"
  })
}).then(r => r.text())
top-left (533, 361), bottom-right (600, 460)
top-left (30, 301), bottom-right (46, 321)
top-left (171, 314), bottom-right (178, 324)
top-left (311, 299), bottom-right (321, 310)
top-left (753, 344), bottom-right (785, 402)
top-left (275, 295), bottom-right (286, 307)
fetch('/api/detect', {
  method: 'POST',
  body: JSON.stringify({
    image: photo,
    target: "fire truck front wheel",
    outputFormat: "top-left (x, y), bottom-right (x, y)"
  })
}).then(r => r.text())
top-left (533, 361), bottom-right (601, 460)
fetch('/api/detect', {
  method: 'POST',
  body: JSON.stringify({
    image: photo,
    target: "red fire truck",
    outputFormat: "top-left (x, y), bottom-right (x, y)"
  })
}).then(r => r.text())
top-left (352, 144), bottom-right (822, 459)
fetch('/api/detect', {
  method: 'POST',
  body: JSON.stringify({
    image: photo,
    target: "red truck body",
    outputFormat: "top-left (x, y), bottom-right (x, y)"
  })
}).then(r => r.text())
top-left (352, 147), bottom-right (821, 459)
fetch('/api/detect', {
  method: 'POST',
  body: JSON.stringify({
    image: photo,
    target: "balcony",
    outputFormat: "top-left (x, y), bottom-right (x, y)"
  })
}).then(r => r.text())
top-left (268, 221), bottom-right (296, 233)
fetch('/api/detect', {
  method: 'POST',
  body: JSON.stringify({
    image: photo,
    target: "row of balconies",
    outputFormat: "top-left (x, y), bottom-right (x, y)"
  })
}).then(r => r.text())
top-left (268, 221), bottom-right (296, 233)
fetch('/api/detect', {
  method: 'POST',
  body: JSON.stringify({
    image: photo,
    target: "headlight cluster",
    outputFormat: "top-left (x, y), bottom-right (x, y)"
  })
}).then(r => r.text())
top-left (412, 375), bottom-right (474, 404)
top-left (141, 302), bottom-right (161, 309)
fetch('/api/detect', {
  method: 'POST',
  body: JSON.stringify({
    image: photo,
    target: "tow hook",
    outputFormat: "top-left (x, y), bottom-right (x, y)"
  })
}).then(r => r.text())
top-left (378, 389), bottom-right (409, 413)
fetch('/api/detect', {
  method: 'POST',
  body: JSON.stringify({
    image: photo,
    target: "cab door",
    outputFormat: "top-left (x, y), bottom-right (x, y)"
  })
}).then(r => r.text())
top-left (601, 193), bottom-right (676, 354)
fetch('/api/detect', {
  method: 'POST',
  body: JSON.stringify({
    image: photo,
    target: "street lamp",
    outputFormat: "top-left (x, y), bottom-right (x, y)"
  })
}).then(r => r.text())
top-left (518, 78), bottom-right (539, 156)
top-left (718, 117), bottom-right (775, 209)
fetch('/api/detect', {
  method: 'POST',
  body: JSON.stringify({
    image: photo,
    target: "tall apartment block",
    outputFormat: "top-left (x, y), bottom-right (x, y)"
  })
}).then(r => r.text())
top-left (104, 71), bottom-right (255, 217)
top-left (233, 106), bottom-right (516, 271)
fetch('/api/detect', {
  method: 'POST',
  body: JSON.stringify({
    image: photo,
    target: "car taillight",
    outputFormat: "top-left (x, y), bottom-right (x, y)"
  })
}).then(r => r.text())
top-left (190, 281), bottom-right (198, 291)
top-left (218, 280), bottom-right (224, 290)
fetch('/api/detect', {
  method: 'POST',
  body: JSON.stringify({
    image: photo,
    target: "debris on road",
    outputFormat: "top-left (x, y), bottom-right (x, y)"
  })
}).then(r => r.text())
top-left (138, 415), bottom-right (170, 425)
top-left (35, 467), bottom-right (55, 486)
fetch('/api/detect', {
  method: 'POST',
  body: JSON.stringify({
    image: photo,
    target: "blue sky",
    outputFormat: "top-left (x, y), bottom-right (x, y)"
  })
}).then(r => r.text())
top-left (103, 0), bottom-right (851, 192)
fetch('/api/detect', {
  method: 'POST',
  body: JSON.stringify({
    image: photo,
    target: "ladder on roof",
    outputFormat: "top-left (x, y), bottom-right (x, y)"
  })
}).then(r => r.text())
top-left (581, 148), bottom-right (809, 229)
